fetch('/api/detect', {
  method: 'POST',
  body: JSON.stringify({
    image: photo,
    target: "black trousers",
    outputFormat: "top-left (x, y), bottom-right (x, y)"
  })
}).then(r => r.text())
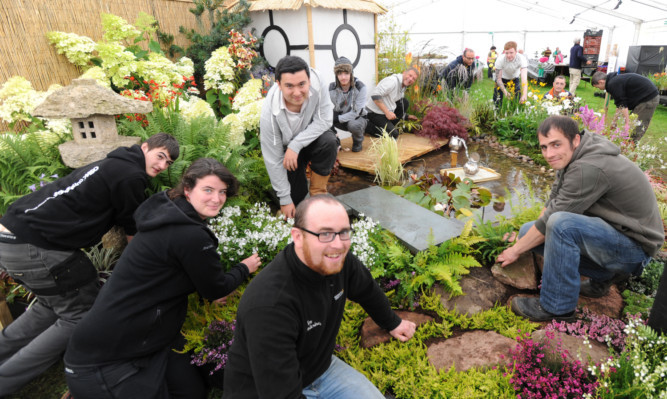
top-left (365, 98), bottom-right (409, 138)
top-left (287, 128), bottom-right (338, 207)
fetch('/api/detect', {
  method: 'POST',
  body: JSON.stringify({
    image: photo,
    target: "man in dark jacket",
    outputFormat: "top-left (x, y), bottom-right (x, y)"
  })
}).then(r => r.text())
top-left (224, 195), bottom-right (416, 398)
top-left (568, 38), bottom-right (591, 95)
top-left (497, 116), bottom-right (663, 322)
top-left (0, 132), bottom-right (179, 395)
top-left (329, 56), bottom-right (368, 152)
top-left (440, 48), bottom-right (476, 91)
top-left (592, 71), bottom-right (660, 142)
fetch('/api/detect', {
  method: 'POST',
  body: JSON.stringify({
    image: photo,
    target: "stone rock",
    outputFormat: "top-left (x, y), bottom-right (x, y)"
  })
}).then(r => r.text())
top-left (427, 330), bottom-right (516, 372)
top-left (101, 225), bottom-right (129, 252)
top-left (577, 284), bottom-right (624, 319)
top-left (33, 79), bottom-right (152, 119)
top-left (360, 311), bottom-right (433, 348)
top-left (491, 252), bottom-right (538, 290)
top-left (59, 138), bottom-right (141, 168)
top-left (436, 266), bottom-right (510, 315)
top-left (532, 329), bottom-right (612, 366)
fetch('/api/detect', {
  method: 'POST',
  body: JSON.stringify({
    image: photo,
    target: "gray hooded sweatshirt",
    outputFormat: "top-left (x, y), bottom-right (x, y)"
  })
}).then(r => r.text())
top-left (535, 131), bottom-right (664, 257)
top-left (260, 68), bottom-right (334, 205)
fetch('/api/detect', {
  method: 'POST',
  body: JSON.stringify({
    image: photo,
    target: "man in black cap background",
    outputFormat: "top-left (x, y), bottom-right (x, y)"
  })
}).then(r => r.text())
top-left (329, 56), bottom-right (368, 152)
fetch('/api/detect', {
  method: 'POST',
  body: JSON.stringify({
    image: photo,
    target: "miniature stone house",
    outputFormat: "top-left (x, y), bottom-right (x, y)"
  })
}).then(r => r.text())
top-left (32, 78), bottom-right (152, 168)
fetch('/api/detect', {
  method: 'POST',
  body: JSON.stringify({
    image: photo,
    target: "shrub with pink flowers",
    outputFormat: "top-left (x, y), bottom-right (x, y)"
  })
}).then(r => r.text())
top-left (508, 331), bottom-right (599, 398)
top-left (575, 105), bottom-right (634, 155)
top-left (190, 319), bottom-right (236, 375)
top-left (547, 308), bottom-right (629, 351)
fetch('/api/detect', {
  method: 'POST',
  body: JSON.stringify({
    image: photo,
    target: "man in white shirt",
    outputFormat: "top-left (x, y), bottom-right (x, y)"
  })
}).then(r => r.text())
top-left (365, 68), bottom-right (419, 138)
top-left (493, 41), bottom-right (528, 108)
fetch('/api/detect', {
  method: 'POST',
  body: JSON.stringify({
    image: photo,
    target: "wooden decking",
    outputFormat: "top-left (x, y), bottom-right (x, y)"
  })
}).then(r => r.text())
top-left (338, 133), bottom-right (448, 174)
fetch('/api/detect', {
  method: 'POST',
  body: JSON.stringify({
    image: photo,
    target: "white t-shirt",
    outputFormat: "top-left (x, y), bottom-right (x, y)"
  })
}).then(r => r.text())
top-left (495, 53), bottom-right (528, 80)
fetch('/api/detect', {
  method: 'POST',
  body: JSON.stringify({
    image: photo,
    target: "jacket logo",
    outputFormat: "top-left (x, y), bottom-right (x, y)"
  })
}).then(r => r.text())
top-left (334, 289), bottom-right (344, 301)
top-left (306, 320), bottom-right (322, 331)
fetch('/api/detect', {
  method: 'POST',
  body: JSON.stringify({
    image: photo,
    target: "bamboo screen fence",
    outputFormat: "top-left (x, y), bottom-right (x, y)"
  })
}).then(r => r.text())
top-left (0, 0), bottom-right (199, 110)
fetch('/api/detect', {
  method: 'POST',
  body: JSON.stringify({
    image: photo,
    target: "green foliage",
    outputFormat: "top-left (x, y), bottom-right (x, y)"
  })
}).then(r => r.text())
top-left (469, 101), bottom-right (496, 137)
top-left (621, 290), bottom-right (654, 319)
top-left (472, 219), bottom-right (515, 265)
top-left (179, 290), bottom-right (242, 354)
top-left (83, 243), bottom-right (121, 285)
top-left (117, 108), bottom-right (271, 204)
top-left (492, 109), bottom-right (544, 148)
top-left (627, 259), bottom-right (664, 297)
top-left (376, 14), bottom-right (410, 79)
top-left (176, 0), bottom-right (253, 80)
top-left (0, 132), bottom-right (72, 214)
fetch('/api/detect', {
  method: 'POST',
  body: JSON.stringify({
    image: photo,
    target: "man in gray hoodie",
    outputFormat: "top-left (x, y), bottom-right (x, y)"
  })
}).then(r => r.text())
top-left (329, 56), bottom-right (368, 152)
top-left (260, 56), bottom-right (338, 219)
top-left (497, 115), bottom-right (663, 322)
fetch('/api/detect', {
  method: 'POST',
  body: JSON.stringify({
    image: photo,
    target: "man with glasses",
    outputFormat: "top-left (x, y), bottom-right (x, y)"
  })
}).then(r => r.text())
top-left (224, 195), bottom-right (416, 398)
top-left (440, 48), bottom-right (476, 91)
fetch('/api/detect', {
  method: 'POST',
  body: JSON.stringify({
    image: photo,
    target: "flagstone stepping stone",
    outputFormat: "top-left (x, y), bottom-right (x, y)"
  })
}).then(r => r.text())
top-left (491, 252), bottom-right (538, 290)
top-left (531, 329), bottom-right (612, 366)
top-left (359, 311), bottom-right (434, 348)
top-left (435, 266), bottom-right (510, 316)
top-left (426, 330), bottom-right (516, 372)
top-left (577, 285), bottom-right (624, 319)
top-left (337, 186), bottom-right (465, 253)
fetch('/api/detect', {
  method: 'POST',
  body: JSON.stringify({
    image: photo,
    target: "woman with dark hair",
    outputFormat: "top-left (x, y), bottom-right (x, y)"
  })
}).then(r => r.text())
top-left (63, 158), bottom-right (261, 398)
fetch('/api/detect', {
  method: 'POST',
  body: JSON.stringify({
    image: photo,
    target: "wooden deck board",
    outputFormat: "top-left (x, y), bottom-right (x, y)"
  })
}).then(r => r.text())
top-left (338, 133), bottom-right (448, 174)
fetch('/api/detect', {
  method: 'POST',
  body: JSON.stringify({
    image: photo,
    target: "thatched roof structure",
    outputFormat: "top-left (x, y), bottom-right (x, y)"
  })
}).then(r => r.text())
top-left (33, 79), bottom-right (152, 119)
top-left (222, 0), bottom-right (388, 14)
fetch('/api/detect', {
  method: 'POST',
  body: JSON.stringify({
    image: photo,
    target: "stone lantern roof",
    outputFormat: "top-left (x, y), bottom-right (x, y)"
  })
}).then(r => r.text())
top-left (33, 78), bottom-right (152, 118)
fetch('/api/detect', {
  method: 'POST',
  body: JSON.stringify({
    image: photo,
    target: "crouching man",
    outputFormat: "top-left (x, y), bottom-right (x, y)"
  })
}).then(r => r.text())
top-left (224, 195), bottom-right (416, 398)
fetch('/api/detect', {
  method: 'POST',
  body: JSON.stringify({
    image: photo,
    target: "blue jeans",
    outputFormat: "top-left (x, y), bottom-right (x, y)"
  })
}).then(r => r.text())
top-left (519, 212), bottom-right (651, 315)
top-left (0, 241), bottom-right (99, 395)
top-left (302, 356), bottom-right (384, 399)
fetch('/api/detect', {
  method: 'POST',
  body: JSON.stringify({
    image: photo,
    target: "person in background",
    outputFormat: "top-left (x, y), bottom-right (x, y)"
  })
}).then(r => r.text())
top-left (498, 116), bottom-right (663, 322)
top-left (493, 41), bottom-right (528, 108)
top-left (592, 71), bottom-right (660, 143)
top-left (569, 38), bottom-right (592, 95)
top-left (329, 56), bottom-right (368, 152)
top-left (0, 133), bottom-right (179, 396)
top-left (542, 46), bottom-right (552, 60)
top-left (487, 46), bottom-right (498, 79)
top-left (553, 47), bottom-right (564, 64)
top-left (260, 55), bottom-right (338, 219)
top-left (64, 158), bottom-right (261, 398)
top-left (543, 75), bottom-right (573, 100)
top-left (365, 67), bottom-right (419, 139)
top-left (440, 48), bottom-right (476, 91)
top-left (224, 195), bottom-right (416, 398)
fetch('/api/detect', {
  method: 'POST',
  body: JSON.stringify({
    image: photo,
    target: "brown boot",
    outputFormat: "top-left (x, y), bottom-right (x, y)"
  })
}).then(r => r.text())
top-left (309, 171), bottom-right (330, 196)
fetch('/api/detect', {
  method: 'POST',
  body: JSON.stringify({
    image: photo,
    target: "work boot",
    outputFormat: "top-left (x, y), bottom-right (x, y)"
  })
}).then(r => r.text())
top-left (579, 273), bottom-right (629, 298)
top-left (510, 297), bottom-right (575, 322)
top-left (309, 171), bottom-right (330, 196)
top-left (352, 140), bottom-right (363, 152)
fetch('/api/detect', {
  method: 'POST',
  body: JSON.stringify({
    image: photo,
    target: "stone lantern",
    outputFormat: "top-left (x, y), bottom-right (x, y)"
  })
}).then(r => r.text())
top-left (32, 78), bottom-right (153, 168)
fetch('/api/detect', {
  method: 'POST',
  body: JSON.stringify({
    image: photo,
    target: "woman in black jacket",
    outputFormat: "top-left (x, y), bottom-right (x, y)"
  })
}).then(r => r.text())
top-left (64, 158), bottom-right (261, 399)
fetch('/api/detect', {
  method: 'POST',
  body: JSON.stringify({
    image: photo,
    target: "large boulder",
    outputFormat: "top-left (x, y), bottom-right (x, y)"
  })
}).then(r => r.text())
top-left (436, 266), bottom-right (511, 316)
top-left (426, 330), bottom-right (516, 372)
top-left (360, 311), bottom-right (433, 348)
top-left (491, 252), bottom-right (538, 290)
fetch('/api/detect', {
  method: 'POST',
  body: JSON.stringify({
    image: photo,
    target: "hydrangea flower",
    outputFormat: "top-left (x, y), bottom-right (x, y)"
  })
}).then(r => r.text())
top-left (45, 31), bottom-right (96, 67)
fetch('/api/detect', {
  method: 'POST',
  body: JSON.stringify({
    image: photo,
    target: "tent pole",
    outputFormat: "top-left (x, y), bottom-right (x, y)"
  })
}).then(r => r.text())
top-left (374, 13), bottom-right (379, 85)
top-left (306, 4), bottom-right (316, 67)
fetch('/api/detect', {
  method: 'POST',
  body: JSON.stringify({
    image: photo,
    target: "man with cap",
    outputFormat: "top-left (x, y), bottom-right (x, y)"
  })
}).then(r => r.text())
top-left (329, 56), bottom-right (368, 152)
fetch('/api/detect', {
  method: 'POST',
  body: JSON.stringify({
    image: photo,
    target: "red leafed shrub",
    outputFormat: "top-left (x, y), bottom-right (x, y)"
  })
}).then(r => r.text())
top-left (417, 104), bottom-right (469, 142)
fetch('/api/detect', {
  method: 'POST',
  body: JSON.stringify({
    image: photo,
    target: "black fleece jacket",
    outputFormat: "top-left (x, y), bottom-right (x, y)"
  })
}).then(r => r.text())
top-left (1, 145), bottom-right (148, 250)
top-left (65, 191), bottom-right (250, 366)
top-left (223, 243), bottom-right (401, 399)
top-left (605, 72), bottom-right (659, 110)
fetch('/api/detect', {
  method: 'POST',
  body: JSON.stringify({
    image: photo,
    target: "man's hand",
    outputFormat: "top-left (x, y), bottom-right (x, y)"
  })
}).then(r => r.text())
top-left (389, 319), bottom-right (416, 342)
top-left (385, 111), bottom-right (397, 121)
top-left (520, 93), bottom-right (527, 104)
top-left (281, 203), bottom-right (296, 219)
top-left (496, 245), bottom-right (520, 267)
top-left (241, 253), bottom-right (262, 274)
top-left (407, 114), bottom-right (418, 121)
top-left (283, 148), bottom-right (299, 172)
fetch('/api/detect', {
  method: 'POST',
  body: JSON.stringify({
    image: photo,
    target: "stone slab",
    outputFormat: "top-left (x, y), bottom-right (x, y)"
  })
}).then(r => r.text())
top-left (337, 186), bottom-right (465, 253)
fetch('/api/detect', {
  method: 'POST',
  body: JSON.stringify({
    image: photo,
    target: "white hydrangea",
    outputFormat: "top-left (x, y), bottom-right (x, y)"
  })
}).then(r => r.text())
top-left (96, 42), bottom-right (138, 87)
top-left (220, 113), bottom-right (246, 147)
top-left (203, 47), bottom-right (235, 93)
top-left (232, 79), bottom-right (263, 111)
top-left (174, 57), bottom-right (195, 79)
top-left (0, 76), bottom-right (48, 124)
top-left (45, 31), bottom-right (97, 67)
top-left (101, 13), bottom-right (140, 43)
top-left (179, 97), bottom-right (215, 121)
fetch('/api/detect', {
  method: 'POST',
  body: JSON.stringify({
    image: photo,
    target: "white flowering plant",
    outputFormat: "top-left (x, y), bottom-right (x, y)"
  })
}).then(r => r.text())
top-left (208, 203), bottom-right (293, 270)
top-left (203, 30), bottom-right (259, 117)
top-left (220, 79), bottom-right (264, 146)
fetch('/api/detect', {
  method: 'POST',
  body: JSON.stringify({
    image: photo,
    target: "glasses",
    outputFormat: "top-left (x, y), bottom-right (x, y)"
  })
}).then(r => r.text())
top-left (298, 227), bottom-right (354, 243)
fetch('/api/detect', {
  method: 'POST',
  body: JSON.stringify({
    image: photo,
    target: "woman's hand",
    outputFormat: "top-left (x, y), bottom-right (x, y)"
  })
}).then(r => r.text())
top-left (242, 253), bottom-right (261, 273)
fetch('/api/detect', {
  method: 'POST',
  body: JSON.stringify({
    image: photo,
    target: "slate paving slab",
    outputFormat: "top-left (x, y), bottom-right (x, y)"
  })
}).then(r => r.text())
top-left (336, 186), bottom-right (465, 253)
